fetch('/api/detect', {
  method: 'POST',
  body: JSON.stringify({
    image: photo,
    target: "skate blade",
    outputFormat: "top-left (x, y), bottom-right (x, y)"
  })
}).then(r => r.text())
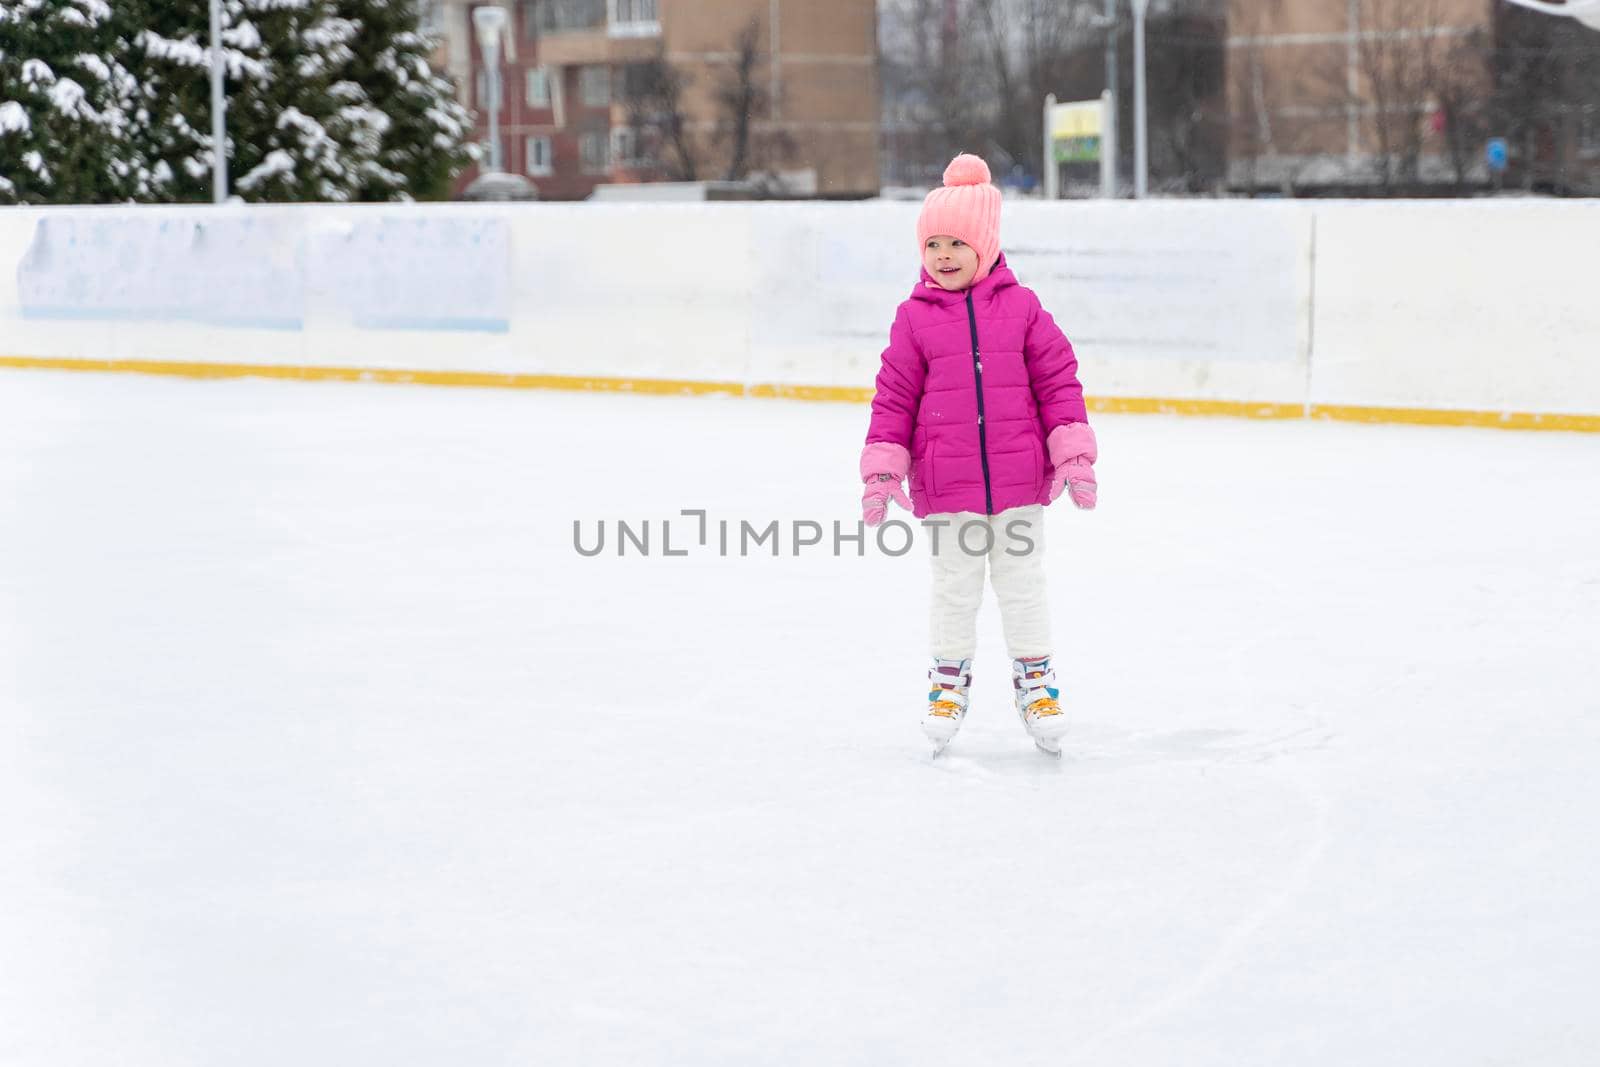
top-left (1034, 737), bottom-right (1063, 758)
top-left (923, 719), bottom-right (961, 756)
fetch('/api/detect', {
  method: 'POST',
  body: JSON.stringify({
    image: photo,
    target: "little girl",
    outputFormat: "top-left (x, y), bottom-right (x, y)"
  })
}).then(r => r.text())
top-left (859, 153), bottom-right (1097, 756)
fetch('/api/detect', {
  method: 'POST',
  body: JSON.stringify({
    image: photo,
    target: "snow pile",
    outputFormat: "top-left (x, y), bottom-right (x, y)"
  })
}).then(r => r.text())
top-left (234, 147), bottom-right (295, 191)
top-left (46, 77), bottom-right (88, 118)
top-left (135, 29), bottom-right (207, 68)
top-left (0, 99), bottom-right (30, 133)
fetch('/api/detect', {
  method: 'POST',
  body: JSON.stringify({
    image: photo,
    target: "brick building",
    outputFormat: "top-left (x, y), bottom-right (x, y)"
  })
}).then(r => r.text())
top-left (431, 0), bottom-right (879, 199)
top-left (1226, 0), bottom-right (1600, 194)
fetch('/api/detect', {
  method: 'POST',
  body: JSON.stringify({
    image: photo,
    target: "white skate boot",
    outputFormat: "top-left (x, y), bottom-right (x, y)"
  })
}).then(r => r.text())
top-left (1012, 655), bottom-right (1068, 755)
top-left (924, 657), bottom-right (972, 756)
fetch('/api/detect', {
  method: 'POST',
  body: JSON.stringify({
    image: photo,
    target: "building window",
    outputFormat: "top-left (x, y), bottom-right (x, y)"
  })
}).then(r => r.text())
top-left (610, 126), bottom-right (637, 167)
top-left (1581, 115), bottom-right (1600, 159)
top-left (619, 62), bottom-right (655, 101)
top-left (580, 128), bottom-right (610, 174)
top-left (418, 0), bottom-right (444, 35)
top-left (538, 0), bottom-right (604, 32)
top-left (579, 65), bottom-right (611, 108)
top-left (526, 67), bottom-right (550, 108)
top-left (526, 135), bottom-right (553, 176)
top-left (608, 0), bottom-right (659, 36)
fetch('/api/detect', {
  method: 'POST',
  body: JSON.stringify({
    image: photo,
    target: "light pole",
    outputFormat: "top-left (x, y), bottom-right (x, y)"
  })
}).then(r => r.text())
top-left (1105, 0), bottom-right (1117, 125)
top-left (208, 0), bottom-right (226, 203)
top-left (461, 3), bottom-right (534, 201)
top-left (1132, 0), bottom-right (1149, 198)
top-left (1082, 1), bottom-right (1122, 196)
top-left (473, 5), bottom-right (508, 173)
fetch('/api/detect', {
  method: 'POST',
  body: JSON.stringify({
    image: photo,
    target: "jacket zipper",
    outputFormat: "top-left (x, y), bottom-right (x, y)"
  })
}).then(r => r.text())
top-left (964, 291), bottom-right (995, 515)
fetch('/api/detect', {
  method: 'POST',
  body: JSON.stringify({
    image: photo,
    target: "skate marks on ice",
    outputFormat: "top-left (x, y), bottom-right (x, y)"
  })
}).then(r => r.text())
top-left (1054, 704), bottom-right (1338, 1061)
top-left (918, 706), bottom-right (1335, 779)
top-left (914, 702), bottom-right (1340, 1061)
top-left (918, 737), bottom-right (1068, 779)
top-left (1063, 753), bottom-right (1335, 1065)
top-left (903, 693), bottom-right (1341, 1062)
top-left (1063, 712), bottom-right (1336, 773)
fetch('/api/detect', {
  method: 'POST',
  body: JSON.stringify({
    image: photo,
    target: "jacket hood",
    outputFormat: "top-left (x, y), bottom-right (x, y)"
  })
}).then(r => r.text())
top-left (911, 252), bottom-right (1017, 306)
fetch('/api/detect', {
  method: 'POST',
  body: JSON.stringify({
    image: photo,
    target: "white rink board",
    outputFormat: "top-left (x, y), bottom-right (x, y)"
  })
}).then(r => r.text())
top-left (1308, 201), bottom-right (1600, 416)
top-left (1, 199), bottom-right (1598, 418)
top-left (1002, 201), bottom-right (1313, 406)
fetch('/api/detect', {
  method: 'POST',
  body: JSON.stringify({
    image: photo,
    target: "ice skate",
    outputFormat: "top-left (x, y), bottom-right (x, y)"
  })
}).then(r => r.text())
top-left (924, 657), bottom-right (972, 756)
top-left (1012, 655), bottom-right (1067, 756)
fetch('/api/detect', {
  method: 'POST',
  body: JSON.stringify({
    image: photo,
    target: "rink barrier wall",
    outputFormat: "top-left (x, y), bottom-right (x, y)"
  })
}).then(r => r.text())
top-left (8, 355), bottom-right (1599, 433)
top-left (2, 200), bottom-right (1598, 432)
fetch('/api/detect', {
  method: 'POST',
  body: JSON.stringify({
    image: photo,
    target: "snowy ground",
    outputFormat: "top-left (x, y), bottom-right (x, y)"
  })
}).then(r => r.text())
top-left (2, 370), bottom-right (1598, 1066)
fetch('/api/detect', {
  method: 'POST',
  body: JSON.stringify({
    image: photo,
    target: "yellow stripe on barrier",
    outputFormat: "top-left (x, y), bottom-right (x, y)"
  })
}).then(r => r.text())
top-left (1086, 395), bottom-right (1306, 420)
top-left (744, 382), bottom-right (875, 404)
top-left (0, 356), bottom-right (753, 396)
top-left (1307, 403), bottom-right (1600, 434)
top-left (3, 354), bottom-right (1598, 433)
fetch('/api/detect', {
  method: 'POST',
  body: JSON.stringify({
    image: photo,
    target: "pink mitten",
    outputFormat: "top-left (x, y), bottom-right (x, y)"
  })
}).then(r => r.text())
top-left (860, 442), bottom-right (912, 526)
top-left (1046, 423), bottom-right (1098, 511)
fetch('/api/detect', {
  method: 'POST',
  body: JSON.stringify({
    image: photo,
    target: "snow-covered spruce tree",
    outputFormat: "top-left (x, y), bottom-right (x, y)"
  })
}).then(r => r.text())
top-left (3, 0), bottom-right (471, 203)
top-left (128, 0), bottom-right (472, 202)
top-left (0, 0), bottom-right (146, 204)
top-left (111, 0), bottom-right (223, 201)
top-left (332, 0), bottom-right (472, 201)
top-left (129, 0), bottom-right (366, 202)
top-left (146, 0), bottom-right (371, 199)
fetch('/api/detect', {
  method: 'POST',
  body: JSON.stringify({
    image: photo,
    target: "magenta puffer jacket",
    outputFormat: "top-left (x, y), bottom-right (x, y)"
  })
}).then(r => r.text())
top-left (864, 254), bottom-right (1089, 518)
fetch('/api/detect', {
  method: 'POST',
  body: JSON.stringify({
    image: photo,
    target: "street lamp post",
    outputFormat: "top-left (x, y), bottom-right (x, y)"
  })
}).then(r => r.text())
top-left (208, 0), bottom-right (227, 203)
top-left (1132, 0), bottom-right (1149, 198)
top-left (1104, 0), bottom-right (1118, 195)
top-left (461, 4), bottom-right (534, 201)
top-left (473, 5), bottom-right (508, 173)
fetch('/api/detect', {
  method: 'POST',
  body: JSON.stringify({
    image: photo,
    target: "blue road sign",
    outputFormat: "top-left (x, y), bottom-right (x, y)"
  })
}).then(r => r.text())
top-left (1486, 137), bottom-right (1509, 173)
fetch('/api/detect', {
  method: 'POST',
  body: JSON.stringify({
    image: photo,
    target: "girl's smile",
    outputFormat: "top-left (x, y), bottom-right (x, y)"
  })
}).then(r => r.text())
top-left (923, 235), bottom-right (979, 290)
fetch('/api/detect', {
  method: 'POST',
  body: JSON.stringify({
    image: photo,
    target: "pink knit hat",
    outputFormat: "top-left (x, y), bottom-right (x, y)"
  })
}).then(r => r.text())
top-left (917, 154), bottom-right (1003, 284)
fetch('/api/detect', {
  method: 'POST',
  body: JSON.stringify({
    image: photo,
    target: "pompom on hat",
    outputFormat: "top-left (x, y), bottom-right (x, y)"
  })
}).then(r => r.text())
top-left (916, 153), bottom-right (1003, 284)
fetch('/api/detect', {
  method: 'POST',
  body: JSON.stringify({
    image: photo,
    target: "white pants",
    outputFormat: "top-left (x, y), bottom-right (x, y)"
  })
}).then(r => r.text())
top-left (925, 505), bottom-right (1051, 662)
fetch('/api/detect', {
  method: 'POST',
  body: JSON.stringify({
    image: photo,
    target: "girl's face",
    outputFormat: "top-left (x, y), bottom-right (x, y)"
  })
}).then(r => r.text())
top-left (923, 235), bottom-right (979, 291)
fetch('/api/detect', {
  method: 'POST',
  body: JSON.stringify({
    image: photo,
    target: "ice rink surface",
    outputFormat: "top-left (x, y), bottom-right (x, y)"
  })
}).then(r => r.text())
top-left (3, 370), bottom-right (1598, 1066)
